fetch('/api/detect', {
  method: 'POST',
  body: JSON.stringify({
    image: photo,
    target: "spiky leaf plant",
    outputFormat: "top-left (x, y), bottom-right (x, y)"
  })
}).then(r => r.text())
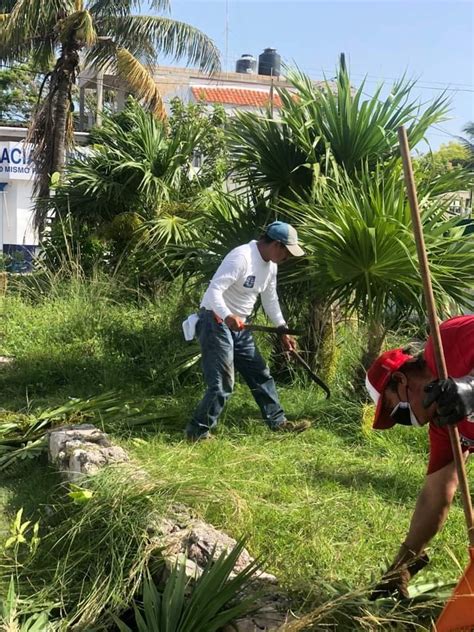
top-left (112, 540), bottom-right (261, 632)
top-left (283, 164), bottom-right (474, 365)
top-left (229, 54), bottom-right (456, 201)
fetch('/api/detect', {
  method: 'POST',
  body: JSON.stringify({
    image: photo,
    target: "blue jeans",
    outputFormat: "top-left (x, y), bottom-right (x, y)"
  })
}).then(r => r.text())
top-left (186, 310), bottom-right (286, 438)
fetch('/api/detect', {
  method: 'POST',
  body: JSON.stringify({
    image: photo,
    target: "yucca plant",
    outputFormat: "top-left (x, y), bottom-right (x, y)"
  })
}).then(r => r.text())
top-left (112, 540), bottom-right (261, 632)
top-left (230, 54), bottom-right (452, 202)
top-left (0, 0), bottom-right (220, 229)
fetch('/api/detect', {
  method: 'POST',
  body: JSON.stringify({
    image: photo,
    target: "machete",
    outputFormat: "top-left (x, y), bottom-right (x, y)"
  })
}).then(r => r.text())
top-left (244, 324), bottom-right (331, 399)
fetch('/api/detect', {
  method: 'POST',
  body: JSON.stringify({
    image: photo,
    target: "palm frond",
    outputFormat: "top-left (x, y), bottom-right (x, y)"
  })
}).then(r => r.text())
top-left (46, 98), bottom-right (210, 227)
top-left (230, 59), bottom-right (450, 203)
top-left (58, 9), bottom-right (97, 46)
top-left (29, 37), bottom-right (56, 69)
top-left (5, 0), bottom-right (69, 40)
top-left (88, 0), bottom-right (170, 18)
top-left (229, 112), bottom-right (312, 199)
top-left (458, 121), bottom-right (474, 168)
top-left (116, 47), bottom-right (165, 119)
top-left (0, 0), bottom-right (67, 64)
top-left (283, 164), bottom-right (474, 327)
top-left (98, 15), bottom-right (220, 73)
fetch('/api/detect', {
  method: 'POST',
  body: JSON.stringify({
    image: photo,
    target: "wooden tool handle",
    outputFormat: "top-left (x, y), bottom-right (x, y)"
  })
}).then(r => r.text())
top-left (398, 126), bottom-right (474, 546)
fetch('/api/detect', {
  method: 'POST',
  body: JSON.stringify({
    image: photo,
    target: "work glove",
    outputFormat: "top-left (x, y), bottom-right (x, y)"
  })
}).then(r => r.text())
top-left (369, 551), bottom-right (429, 601)
top-left (423, 376), bottom-right (474, 427)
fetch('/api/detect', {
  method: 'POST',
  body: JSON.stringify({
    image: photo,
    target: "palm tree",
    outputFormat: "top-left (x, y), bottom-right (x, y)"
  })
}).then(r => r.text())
top-left (229, 55), bottom-right (472, 379)
top-left (41, 97), bottom-right (228, 273)
top-left (0, 0), bottom-right (220, 230)
top-left (459, 121), bottom-right (474, 170)
top-left (283, 164), bottom-right (474, 370)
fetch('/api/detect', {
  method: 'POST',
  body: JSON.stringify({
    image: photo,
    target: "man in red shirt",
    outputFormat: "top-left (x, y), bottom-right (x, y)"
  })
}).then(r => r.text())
top-left (365, 315), bottom-right (474, 599)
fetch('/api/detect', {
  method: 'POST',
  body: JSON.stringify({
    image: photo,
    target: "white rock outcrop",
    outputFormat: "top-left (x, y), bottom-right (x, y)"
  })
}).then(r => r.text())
top-left (48, 424), bottom-right (129, 481)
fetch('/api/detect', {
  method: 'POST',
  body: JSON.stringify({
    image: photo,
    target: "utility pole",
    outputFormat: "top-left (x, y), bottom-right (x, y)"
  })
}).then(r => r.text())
top-left (224, 0), bottom-right (229, 73)
top-left (269, 71), bottom-right (274, 119)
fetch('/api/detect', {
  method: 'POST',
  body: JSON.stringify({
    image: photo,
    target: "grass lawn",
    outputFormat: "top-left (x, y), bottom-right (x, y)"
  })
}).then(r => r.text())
top-left (0, 280), bottom-right (471, 629)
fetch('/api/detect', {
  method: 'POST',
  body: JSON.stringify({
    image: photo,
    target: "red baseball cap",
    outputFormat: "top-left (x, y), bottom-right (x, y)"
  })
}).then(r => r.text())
top-left (365, 348), bottom-right (415, 429)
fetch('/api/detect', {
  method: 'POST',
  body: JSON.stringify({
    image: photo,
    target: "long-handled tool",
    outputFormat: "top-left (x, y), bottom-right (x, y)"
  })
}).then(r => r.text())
top-left (399, 126), bottom-right (474, 632)
top-left (244, 324), bottom-right (331, 398)
top-left (244, 324), bottom-right (303, 336)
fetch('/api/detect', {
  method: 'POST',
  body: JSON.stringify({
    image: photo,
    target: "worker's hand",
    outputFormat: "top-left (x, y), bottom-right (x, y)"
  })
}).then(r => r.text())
top-left (280, 333), bottom-right (297, 353)
top-left (224, 315), bottom-right (245, 332)
top-left (369, 552), bottom-right (429, 601)
top-left (423, 376), bottom-right (474, 427)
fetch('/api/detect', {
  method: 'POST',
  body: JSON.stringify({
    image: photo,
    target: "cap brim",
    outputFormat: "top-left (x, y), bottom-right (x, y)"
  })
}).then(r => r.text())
top-left (285, 243), bottom-right (305, 257)
top-left (373, 394), bottom-right (396, 430)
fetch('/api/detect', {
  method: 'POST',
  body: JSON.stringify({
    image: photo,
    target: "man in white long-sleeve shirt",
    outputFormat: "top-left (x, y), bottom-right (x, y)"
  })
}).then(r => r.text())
top-left (186, 221), bottom-right (312, 440)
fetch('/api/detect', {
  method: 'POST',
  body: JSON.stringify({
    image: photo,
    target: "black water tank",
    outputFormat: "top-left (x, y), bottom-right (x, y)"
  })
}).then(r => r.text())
top-left (258, 48), bottom-right (281, 77)
top-left (236, 54), bottom-right (257, 74)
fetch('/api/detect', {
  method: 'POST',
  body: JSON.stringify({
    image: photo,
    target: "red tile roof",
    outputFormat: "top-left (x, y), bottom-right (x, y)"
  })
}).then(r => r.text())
top-left (191, 86), bottom-right (282, 108)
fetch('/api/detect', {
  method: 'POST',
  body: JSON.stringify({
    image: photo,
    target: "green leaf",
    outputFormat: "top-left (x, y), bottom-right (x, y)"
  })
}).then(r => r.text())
top-left (68, 489), bottom-right (94, 504)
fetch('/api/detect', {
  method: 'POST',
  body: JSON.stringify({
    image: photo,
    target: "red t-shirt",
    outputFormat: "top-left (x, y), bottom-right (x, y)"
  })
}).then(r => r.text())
top-left (425, 315), bottom-right (474, 475)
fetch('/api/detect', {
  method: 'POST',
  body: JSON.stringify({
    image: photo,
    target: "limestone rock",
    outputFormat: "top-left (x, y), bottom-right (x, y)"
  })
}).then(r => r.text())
top-left (47, 425), bottom-right (288, 630)
top-left (161, 519), bottom-right (277, 584)
top-left (48, 424), bottom-right (128, 481)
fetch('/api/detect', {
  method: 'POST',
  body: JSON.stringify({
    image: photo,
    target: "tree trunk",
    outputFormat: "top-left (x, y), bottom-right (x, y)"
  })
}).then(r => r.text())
top-left (303, 296), bottom-right (336, 375)
top-left (271, 296), bottom-right (337, 382)
top-left (354, 319), bottom-right (386, 394)
top-left (361, 319), bottom-right (386, 370)
top-left (31, 43), bottom-right (80, 232)
top-left (51, 60), bottom-right (72, 176)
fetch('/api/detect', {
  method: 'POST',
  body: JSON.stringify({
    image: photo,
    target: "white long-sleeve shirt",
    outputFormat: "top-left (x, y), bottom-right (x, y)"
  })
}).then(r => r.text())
top-left (200, 240), bottom-right (286, 327)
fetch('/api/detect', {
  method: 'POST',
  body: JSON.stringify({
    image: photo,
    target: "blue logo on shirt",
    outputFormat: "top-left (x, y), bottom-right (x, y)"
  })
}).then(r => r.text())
top-left (243, 275), bottom-right (255, 288)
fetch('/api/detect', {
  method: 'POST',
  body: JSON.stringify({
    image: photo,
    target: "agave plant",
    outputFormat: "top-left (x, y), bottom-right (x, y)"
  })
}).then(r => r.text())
top-left (111, 540), bottom-right (261, 632)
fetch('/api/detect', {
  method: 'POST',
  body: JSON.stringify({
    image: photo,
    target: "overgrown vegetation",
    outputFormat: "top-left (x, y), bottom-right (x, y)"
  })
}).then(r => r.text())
top-left (0, 52), bottom-right (473, 630)
top-left (0, 274), bottom-right (471, 629)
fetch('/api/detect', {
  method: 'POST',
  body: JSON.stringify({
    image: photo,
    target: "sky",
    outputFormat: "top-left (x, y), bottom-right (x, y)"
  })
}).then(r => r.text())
top-left (156, 0), bottom-right (474, 151)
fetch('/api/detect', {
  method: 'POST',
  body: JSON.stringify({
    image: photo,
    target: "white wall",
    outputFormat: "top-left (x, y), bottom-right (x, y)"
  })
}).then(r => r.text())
top-left (0, 141), bottom-right (37, 249)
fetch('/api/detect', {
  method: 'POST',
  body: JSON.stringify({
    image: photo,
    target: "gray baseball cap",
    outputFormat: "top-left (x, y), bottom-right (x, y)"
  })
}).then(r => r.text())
top-left (265, 221), bottom-right (305, 257)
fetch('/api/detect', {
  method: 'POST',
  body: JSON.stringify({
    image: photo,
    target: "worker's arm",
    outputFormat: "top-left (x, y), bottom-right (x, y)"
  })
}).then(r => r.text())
top-left (400, 460), bottom-right (459, 555)
top-left (371, 460), bottom-right (458, 600)
top-left (260, 274), bottom-right (286, 328)
top-left (260, 275), bottom-right (296, 352)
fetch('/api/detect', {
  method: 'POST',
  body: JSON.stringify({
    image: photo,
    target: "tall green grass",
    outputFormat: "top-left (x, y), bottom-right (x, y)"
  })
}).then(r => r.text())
top-left (0, 274), bottom-right (471, 629)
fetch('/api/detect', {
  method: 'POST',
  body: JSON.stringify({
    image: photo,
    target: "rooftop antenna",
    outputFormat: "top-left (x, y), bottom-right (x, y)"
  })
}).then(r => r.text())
top-left (224, 0), bottom-right (229, 73)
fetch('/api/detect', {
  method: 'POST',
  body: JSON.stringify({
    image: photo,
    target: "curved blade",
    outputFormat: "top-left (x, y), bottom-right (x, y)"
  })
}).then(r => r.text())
top-left (292, 350), bottom-right (331, 399)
